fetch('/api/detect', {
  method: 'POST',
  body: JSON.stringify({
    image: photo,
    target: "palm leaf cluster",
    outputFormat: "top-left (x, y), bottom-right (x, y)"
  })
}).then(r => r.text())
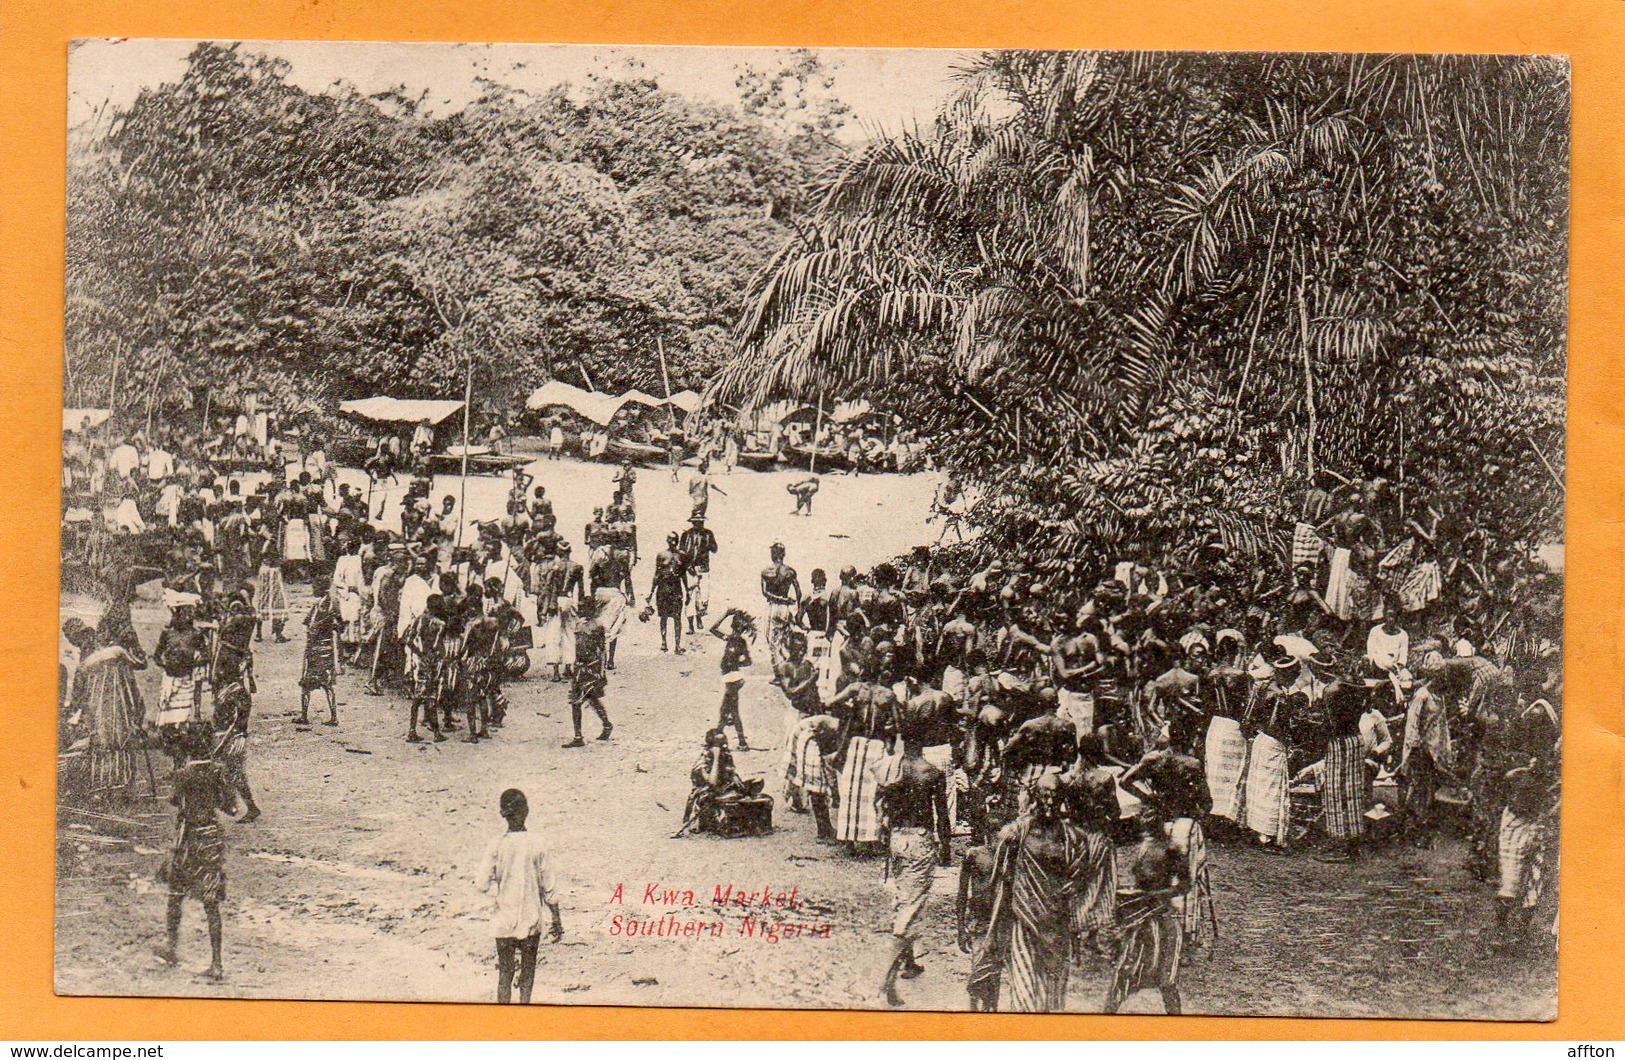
top-left (714, 50), bottom-right (1567, 605)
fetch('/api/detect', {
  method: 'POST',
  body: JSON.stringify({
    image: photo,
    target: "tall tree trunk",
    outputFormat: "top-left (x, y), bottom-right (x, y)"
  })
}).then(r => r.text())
top-left (1297, 279), bottom-right (1316, 482)
top-left (457, 356), bottom-right (473, 549)
top-left (1231, 212), bottom-right (1282, 435)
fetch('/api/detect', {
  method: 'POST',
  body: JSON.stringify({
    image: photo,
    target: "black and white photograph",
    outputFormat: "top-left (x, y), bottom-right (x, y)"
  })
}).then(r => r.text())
top-left (56, 40), bottom-right (1566, 1018)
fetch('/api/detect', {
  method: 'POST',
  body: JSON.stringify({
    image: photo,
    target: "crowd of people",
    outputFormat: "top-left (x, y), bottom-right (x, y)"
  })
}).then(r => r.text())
top-left (695, 475), bottom-right (1563, 1011)
top-left (56, 407), bottom-right (1562, 1010)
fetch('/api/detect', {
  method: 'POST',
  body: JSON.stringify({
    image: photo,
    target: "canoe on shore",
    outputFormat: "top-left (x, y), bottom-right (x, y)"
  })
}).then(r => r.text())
top-left (424, 451), bottom-right (532, 476)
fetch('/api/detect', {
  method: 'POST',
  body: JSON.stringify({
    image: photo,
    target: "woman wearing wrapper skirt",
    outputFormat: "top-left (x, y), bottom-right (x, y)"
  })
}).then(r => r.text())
top-left (1317, 682), bottom-right (1369, 862)
top-left (156, 727), bottom-right (238, 981)
top-left (1105, 811), bottom-right (1187, 1014)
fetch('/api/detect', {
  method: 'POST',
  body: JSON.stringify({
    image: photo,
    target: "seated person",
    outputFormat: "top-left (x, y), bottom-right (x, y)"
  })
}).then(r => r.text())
top-left (672, 728), bottom-right (765, 837)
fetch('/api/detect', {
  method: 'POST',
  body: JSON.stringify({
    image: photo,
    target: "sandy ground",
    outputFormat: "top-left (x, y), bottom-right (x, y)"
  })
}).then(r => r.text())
top-left (54, 459), bottom-right (1555, 1018)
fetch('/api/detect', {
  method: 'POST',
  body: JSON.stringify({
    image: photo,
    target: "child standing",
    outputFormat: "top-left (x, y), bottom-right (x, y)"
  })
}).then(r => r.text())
top-left (481, 788), bottom-right (564, 1004)
top-left (710, 608), bottom-right (756, 751)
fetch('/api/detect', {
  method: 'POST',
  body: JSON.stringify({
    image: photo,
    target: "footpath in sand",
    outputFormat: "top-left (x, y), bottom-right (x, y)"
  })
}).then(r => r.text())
top-left (54, 459), bottom-right (1553, 1017)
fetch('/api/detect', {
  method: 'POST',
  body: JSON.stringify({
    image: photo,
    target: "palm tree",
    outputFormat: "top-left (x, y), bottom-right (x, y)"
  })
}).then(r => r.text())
top-left (712, 49), bottom-right (1565, 585)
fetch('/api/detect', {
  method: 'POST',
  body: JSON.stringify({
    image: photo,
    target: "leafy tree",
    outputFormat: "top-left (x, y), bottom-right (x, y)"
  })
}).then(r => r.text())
top-left (65, 43), bottom-right (844, 419)
top-left (716, 50), bottom-right (1566, 617)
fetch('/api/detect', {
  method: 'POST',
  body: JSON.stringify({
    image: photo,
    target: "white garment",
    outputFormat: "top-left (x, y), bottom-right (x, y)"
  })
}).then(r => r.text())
top-left (108, 444), bottom-right (140, 480)
top-left (145, 448), bottom-right (174, 482)
top-left (155, 482), bottom-right (182, 527)
top-left (397, 574), bottom-right (433, 638)
top-left (481, 830), bottom-right (557, 939)
top-left (1366, 624), bottom-right (1410, 671)
top-left (333, 554), bottom-right (366, 621)
top-left (109, 497), bottom-right (145, 532)
top-left (1358, 709), bottom-right (1392, 755)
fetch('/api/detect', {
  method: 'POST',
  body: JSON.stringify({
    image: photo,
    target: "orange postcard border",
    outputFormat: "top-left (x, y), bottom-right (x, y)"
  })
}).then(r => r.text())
top-left (2, 0), bottom-right (1622, 1041)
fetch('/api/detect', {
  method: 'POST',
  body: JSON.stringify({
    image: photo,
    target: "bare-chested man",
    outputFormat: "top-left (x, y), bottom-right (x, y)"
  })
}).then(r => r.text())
top-left (984, 773), bottom-right (1117, 1012)
top-left (827, 671), bottom-right (899, 849)
top-left (1002, 687), bottom-right (1078, 818)
top-left (1051, 615), bottom-right (1104, 738)
top-left (875, 721), bottom-right (951, 1007)
top-left (957, 843), bottom-right (999, 1011)
top-left (760, 542), bottom-right (802, 670)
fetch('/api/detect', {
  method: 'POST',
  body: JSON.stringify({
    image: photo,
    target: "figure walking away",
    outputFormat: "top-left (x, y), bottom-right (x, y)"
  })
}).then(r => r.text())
top-left (563, 596), bottom-right (612, 748)
top-left (155, 726), bottom-right (237, 981)
top-left (481, 788), bottom-right (563, 1003)
top-left (298, 572), bottom-right (341, 727)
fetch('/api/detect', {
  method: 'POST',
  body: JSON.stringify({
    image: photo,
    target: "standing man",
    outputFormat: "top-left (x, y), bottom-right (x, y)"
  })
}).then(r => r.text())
top-left (108, 435), bottom-right (141, 481)
top-left (650, 532), bottom-right (688, 654)
top-left (760, 542), bottom-right (803, 670)
top-left (155, 727), bottom-right (237, 981)
top-left (145, 436), bottom-right (176, 484)
top-left (613, 458), bottom-right (637, 510)
top-left (563, 596), bottom-right (612, 748)
top-left (396, 554), bottom-right (436, 691)
top-left (589, 543), bottom-right (635, 671)
top-left (481, 788), bottom-right (564, 1004)
top-left (404, 595), bottom-right (448, 743)
top-left (411, 418), bottom-right (435, 458)
top-left (827, 669), bottom-right (900, 851)
top-left (297, 573), bottom-right (342, 728)
top-left (1399, 652), bottom-right (1453, 841)
top-left (686, 457), bottom-right (724, 520)
top-left (874, 715), bottom-right (952, 1007)
top-left (528, 486), bottom-right (554, 527)
top-left (984, 773), bottom-right (1118, 1012)
top-left (1142, 638), bottom-right (1207, 755)
top-left (678, 515), bottom-right (718, 635)
top-left (533, 542), bottom-right (576, 683)
top-left (365, 547), bottom-right (408, 696)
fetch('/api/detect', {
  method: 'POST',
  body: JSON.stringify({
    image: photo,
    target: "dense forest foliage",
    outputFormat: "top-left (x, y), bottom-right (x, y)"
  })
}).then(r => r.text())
top-left (67, 46), bottom-right (1567, 619)
top-left (65, 42), bottom-right (847, 418)
top-left (716, 51), bottom-right (1568, 595)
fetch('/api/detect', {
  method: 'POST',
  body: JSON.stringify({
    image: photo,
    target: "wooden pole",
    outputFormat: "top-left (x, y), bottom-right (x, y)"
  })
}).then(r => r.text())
top-left (811, 389), bottom-right (825, 474)
top-left (456, 355), bottom-right (473, 549)
top-left (107, 340), bottom-right (121, 422)
top-left (656, 337), bottom-right (677, 431)
top-left (144, 353), bottom-right (162, 439)
top-left (1297, 278), bottom-right (1316, 482)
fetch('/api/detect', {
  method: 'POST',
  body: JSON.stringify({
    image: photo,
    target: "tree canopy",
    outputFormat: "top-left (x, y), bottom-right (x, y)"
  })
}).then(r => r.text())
top-left (714, 50), bottom-right (1567, 600)
top-left (65, 42), bottom-right (845, 418)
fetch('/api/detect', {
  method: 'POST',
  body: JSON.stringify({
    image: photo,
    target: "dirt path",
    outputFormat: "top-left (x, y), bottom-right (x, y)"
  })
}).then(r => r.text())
top-left (54, 461), bottom-right (1554, 1018)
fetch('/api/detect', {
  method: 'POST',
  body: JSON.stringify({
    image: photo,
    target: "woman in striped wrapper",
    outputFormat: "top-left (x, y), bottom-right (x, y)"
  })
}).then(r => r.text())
top-left (1317, 682), bottom-right (1370, 863)
top-left (982, 773), bottom-right (1117, 1012)
top-left (1105, 810), bottom-right (1188, 1014)
top-left (826, 668), bottom-right (900, 852)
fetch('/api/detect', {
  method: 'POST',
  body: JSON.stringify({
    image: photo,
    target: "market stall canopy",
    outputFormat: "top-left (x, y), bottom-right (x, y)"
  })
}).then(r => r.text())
top-left (619, 389), bottom-right (666, 410)
top-left (667, 390), bottom-right (701, 414)
top-left (526, 380), bottom-right (624, 426)
top-left (831, 399), bottom-right (877, 424)
top-left (338, 397), bottom-right (465, 426)
top-left (527, 380), bottom-right (693, 427)
top-left (736, 400), bottom-right (818, 434)
top-left (64, 408), bottom-right (111, 433)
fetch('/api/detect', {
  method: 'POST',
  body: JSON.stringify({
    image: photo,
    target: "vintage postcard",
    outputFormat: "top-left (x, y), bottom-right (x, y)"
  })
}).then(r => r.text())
top-left (55, 40), bottom-right (1565, 1019)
